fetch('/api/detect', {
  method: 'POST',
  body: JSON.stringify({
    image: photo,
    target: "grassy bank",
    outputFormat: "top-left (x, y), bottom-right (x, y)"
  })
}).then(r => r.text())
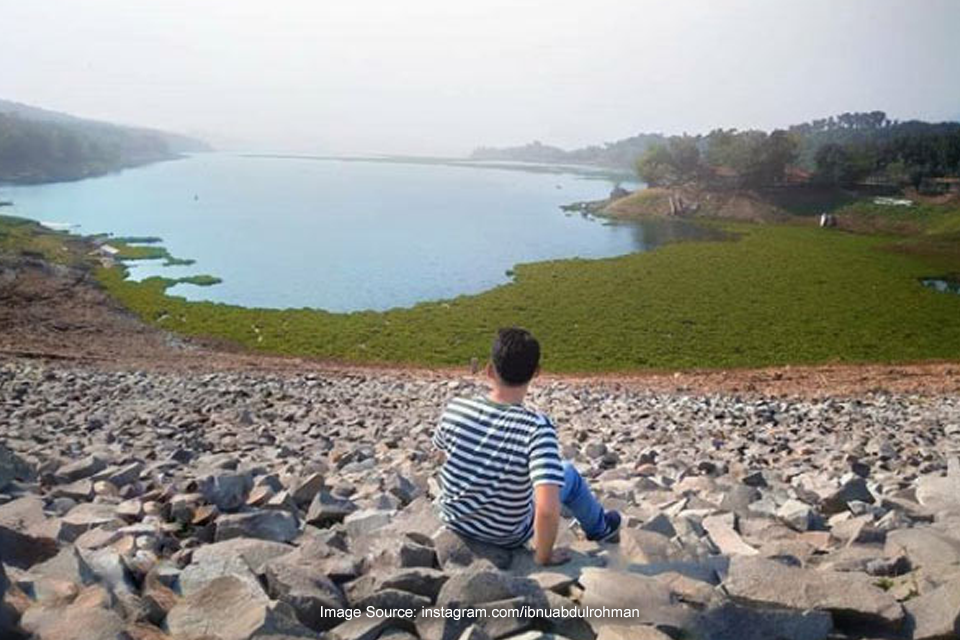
top-left (97, 221), bottom-right (960, 371)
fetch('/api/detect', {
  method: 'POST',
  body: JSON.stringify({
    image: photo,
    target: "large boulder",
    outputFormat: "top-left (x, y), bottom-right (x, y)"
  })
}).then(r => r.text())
top-left (0, 497), bottom-right (58, 569)
top-left (264, 560), bottom-right (348, 631)
top-left (166, 575), bottom-right (314, 640)
top-left (20, 585), bottom-right (127, 640)
top-left (178, 538), bottom-right (293, 597)
top-left (577, 568), bottom-right (689, 631)
top-left (903, 578), bottom-right (960, 640)
top-left (693, 602), bottom-right (832, 640)
top-left (723, 556), bottom-right (903, 628)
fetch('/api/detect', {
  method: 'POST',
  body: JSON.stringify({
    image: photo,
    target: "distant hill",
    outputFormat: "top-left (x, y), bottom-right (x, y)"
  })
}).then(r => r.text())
top-left (0, 99), bottom-right (210, 184)
top-left (470, 134), bottom-right (667, 170)
top-left (471, 113), bottom-right (960, 181)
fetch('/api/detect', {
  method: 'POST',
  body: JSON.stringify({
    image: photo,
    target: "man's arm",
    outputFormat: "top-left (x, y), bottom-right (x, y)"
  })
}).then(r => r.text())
top-left (533, 484), bottom-right (569, 565)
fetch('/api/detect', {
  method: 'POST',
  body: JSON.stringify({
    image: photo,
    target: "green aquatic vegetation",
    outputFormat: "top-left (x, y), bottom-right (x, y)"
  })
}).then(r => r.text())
top-left (97, 223), bottom-right (960, 372)
top-left (175, 274), bottom-right (222, 287)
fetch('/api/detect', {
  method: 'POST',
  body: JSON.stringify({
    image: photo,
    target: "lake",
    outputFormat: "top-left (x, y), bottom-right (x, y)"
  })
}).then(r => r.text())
top-left (3, 154), bottom-right (712, 312)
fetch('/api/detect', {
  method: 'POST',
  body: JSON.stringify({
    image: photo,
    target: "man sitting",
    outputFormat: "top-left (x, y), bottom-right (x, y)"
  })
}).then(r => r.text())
top-left (433, 327), bottom-right (620, 566)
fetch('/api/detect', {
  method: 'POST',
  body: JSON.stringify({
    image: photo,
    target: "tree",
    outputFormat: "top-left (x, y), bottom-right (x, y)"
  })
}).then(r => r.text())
top-left (813, 143), bottom-right (854, 185)
top-left (635, 137), bottom-right (703, 187)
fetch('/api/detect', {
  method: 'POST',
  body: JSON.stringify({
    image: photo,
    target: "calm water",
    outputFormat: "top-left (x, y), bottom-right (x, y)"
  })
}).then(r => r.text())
top-left (3, 154), bottom-right (711, 311)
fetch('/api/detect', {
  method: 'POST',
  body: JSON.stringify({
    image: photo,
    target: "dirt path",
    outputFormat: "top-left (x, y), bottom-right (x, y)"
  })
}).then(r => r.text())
top-left (2, 254), bottom-right (959, 397)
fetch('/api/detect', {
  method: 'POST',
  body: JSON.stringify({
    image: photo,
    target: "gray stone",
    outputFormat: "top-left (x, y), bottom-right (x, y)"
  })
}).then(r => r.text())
top-left (777, 499), bottom-right (822, 532)
top-left (200, 471), bottom-right (253, 512)
top-left (56, 456), bottom-right (106, 483)
top-left (436, 568), bottom-right (544, 608)
top-left (399, 540), bottom-right (436, 568)
top-left (820, 478), bottom-right (874, 515)
top-left (701, 513), bottom-right (759, 556)
top-left (264, 560), bottom-right (348, 631)
top-left (167, 575), bottom-right (315, 640)
top-left (596, 626), bottom-right (676, 640)
top-left (0, 444), bottom-right (34, 490)
top-left (723, 556), bottom-right (903, 627)
top-left (578, 568), bottom-right (688, 629)
top-left (884, 527), bottom-right (960, 577)
top-left (694, 602), bottom-right (832, 640)
top-left (903, 578), bottom-right (960, 640)
top-left (379, 568), bottom-right (449, 601)
top-left (179, 537), bottom-right (293, 596)
top-left (344, 509), bottom-right (393, 537)
top-left (215, 509), bottom-right (299, 543)
top-left (291, 472), bottom-right (325, 507)
top-left (355, 588), bottom-right (431, 613)
top-left (57, 502), bottom-right (120, 543)
top-left (305, 490), bottom-right (358, 527)
top-left (434, 529), bottom-right (513, 570)
top-left (101, 461), bottom-right (143, 488)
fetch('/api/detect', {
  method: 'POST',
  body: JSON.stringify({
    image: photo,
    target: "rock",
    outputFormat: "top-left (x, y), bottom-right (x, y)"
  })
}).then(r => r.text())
top-left (701, 513), bottom-right (759, 556)
top-left (903, 577), bottom-right (960, 640)
top-left (694, 602), bottom-right (832, 640)
top-left (597, 625), bottom-right (673, 640)
top-left (20, 585), bottom-right (128, 640)
top-left (264, 560), bottom-right (348, 631)
top-left (305, 490), bottom-right (358, 527)
top-left (335, 616), bottom-right (411, 640)
top-left (777, 499), bottom-right (822, 532)
top-left (344, 509), bottom-right (393, 537)
top-left (619, 529), bottom-right (681, 565)
top-left (719, 485), bottom-right (761, 514)
top-left (56, 456), bottom-right (106, 484)
top-left (884, 527), bottom-right (960, 578)
top-left (291, 473), bottom-right (325, 508)
top-left (166, 575), bottom-right (314, 639)
top-left (578, 568), bottom-right (688, 629)
top-left (355, 588), bottom-right (431, 613)
top-left (0, 512), bottom-right (58, 569)
top-left (865, 555), bottom-right (911, 577)
top-left (399, 540), bottom-right (436, 568)
top-left (102, 462), bottom-right (143, 488)
top-left (57, 503), bottom-right (121, 543)
top-left (200, 472), bottom-right (253, 512)
top-left (0, 444), bottom-right (34, 490)
top-left (640, 514), bottom-right (676, 539)
top-left (820, 478), bottom-right (874, 515)
top-left (379, 568), bottom-right (449, 601)
top-left (215, 510), bottom-right (299, 543)
top-left (436, 568), bottom-right (543, 608)
top-left (179, 538), bottom-right (293, 596)
top-left (434, 529), bottom-right (513, 570)
top-left (723, 556), bottom-right (903, 627)
top-left (916, 471), bottom-right (960, 511)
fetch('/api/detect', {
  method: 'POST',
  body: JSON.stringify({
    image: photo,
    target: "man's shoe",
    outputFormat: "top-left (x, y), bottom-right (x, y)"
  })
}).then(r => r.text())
top-left (587, 510), bottom-right (621, 543)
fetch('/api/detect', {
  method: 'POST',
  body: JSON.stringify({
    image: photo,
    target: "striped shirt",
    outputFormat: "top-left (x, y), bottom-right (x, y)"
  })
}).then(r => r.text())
top-left (432, 395), bottom-right (566, 547)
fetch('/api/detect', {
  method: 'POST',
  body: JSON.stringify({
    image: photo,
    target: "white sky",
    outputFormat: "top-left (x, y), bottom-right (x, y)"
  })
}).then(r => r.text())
top-left (2, 0), bottom-right (958, 155)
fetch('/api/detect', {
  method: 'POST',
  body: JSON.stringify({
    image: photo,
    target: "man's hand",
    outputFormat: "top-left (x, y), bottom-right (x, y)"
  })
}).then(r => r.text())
top-left (533, 483), bottom-right (563, 566)
top-left (534, 547), bottom-right (571, 566)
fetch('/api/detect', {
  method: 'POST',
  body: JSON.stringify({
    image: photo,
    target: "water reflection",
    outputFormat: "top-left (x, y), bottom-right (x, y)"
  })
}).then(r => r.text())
top-left (921, 278), bottom-right (960, 295)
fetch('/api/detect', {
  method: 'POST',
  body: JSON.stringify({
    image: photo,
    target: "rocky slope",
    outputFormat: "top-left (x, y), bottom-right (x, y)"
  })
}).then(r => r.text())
top-left (1, 359), bottom-right (960, 640)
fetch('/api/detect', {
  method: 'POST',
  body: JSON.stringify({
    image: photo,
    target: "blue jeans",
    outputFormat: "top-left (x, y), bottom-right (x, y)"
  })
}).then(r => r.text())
top-left (560, 461), bottom-right (607, 538)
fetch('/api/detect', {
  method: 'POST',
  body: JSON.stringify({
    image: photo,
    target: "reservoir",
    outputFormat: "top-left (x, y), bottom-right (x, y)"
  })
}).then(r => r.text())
top-left (3, 153), bottom-right (711, 312)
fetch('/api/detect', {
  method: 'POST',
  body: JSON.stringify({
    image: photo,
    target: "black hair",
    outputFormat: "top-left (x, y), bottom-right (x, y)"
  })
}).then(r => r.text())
top-left (491, 327), bottom-right (540, 386)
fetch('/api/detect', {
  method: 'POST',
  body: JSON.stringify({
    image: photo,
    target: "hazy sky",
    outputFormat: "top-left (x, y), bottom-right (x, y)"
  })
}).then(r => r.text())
top-left (2, 0), bottom-right (959, 155)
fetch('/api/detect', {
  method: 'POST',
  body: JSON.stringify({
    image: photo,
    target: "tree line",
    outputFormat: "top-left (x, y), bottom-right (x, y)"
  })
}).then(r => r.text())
top-left (0, 111), bottom-right (208, 184)
top-left (635, 111), bottom-right (960, 190)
